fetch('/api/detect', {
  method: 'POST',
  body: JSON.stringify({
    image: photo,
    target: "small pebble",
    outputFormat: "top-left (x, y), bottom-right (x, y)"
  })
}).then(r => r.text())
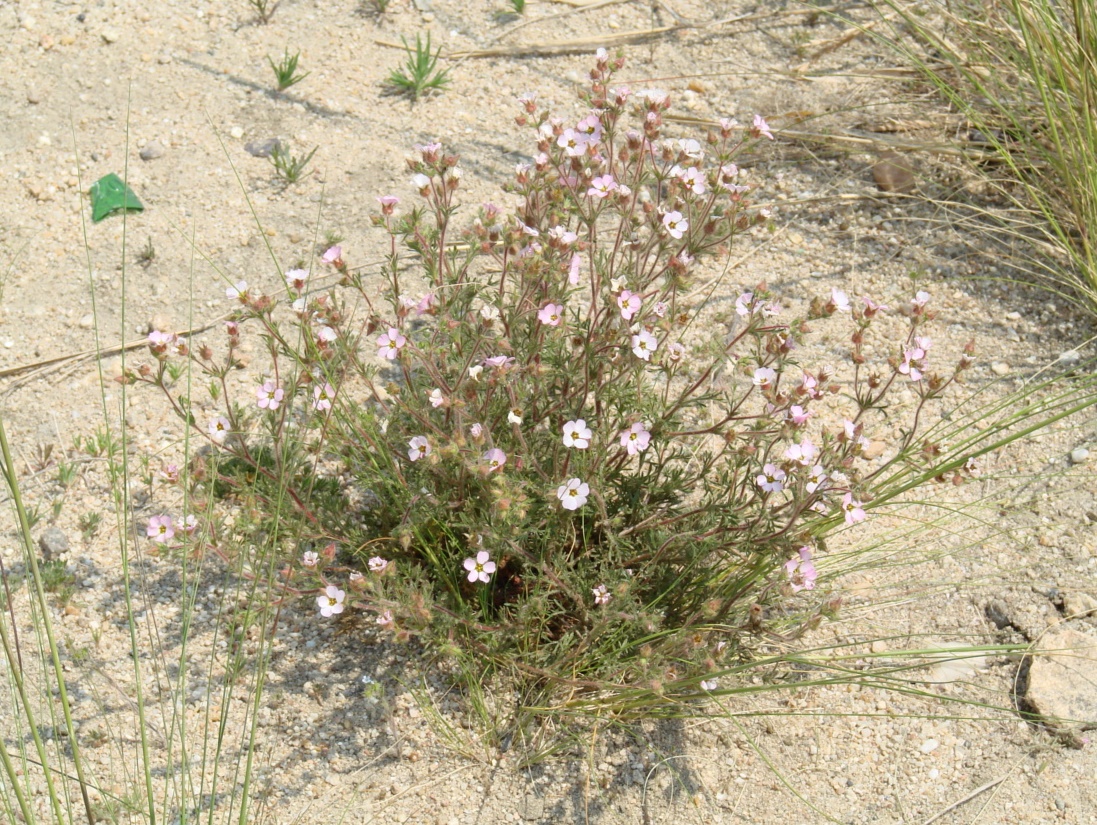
top-left (39, 527), bottom-right (70, 561)
top-left (27, 88), bottom-right (42, 104)
top-left (230, 126), bottom-right (244, 139)
top-left (78, 314), bottom-right (94, 329)
top-left (1071, 447), bottom-right (1090, 464)
top-left (245, 138), bottom-right (282, 158)
top-left (920, 739), bottom-right (939, 754)
top-left (101, 28), bottom-right (119, 44)
top-left (140, 140), bottom-right (165, 161)
top-left (1058, 350), bottom-right (1081, 366)
top-left (990, 362), bottom-right (1010, 376)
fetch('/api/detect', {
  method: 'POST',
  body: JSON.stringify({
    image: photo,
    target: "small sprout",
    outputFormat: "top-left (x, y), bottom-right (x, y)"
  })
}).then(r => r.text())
top-left (248, 0), bottom-right (279, 24)
top-left (268, 142), bottom-right (318, 185)
top-left (385, 34), bottom-right (450, 101)
top-left (136, 236), bottom-right (155, 267)
top-left (268, 49), bottom-right (310, 92)
top-left (361, 0), bottom-right (391, 16)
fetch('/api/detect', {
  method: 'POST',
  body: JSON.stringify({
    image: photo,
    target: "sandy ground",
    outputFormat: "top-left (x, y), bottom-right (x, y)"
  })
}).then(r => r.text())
top-left (2, 0), bottom-right (1097, 822)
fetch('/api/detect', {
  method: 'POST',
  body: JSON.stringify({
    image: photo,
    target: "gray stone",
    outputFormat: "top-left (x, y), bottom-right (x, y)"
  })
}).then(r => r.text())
top-left (245, 138), bottom-right (282, 158)
top-left (139, 140), bottom-right (165, 161)
top-left (38, 527), bottom-right (69, 561)
top-left (1024, 627), bottom-right (1097, 735)
top-left (1058, 350), bottom-right (1082, 367)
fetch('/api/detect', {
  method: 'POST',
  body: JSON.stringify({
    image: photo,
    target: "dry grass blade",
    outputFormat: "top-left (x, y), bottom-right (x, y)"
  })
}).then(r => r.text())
top-left (449, 25), bottom-right (680, 58)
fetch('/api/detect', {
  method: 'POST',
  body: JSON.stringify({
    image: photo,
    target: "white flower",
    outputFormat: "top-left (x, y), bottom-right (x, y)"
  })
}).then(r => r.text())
top-left (662, 211), bottom-right (688, 239)
top-left (508, 408), bottom-right (523, 425)
top-left (557, 477), bottom-right (590, 510)
top-left (316, 585), bottom-right (345, 617)
top-left (468, 365), bottom-right (483, 381)
top-left (631, 330), bottom-right (658, 361)
top-left (411, 173), bottom-right (431, 190)
top-left (700, 679), bottom-right (718, 692)
top-left (226, 280), bottom-right (248, 300)
top-left (429, 388), bottom-right (445, 408)
top-left (302, 551), bottom-right (319, 567)
top-left (830, 288), bottom-right (851, 312)
top-left (408, 436), bottom-right (431, 462)
top-left (480, 303), bottom-right (501, 321)
top-left (752, 367), bottom-right (777, 388)
top-left (563, 419), bottom-right (592, 449)
top-left (463, 550), bottom-right (496, 584)
top-left (208, 416), bottom-right (231, 445)
top-left (592, 584), bottom-right (611, 606)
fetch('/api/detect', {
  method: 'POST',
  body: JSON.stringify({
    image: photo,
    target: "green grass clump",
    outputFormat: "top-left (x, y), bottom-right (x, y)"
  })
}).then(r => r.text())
top-left (385, 34), bottom-right (451, 101)
top-left (871, 0), bottom-right (1097, 312)
top-left (268, 49), bottom-right (310, 92)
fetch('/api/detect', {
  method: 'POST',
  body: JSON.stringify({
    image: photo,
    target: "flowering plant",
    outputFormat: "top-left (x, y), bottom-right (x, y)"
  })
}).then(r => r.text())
top-left (136, 51), bottom-right (980, 700)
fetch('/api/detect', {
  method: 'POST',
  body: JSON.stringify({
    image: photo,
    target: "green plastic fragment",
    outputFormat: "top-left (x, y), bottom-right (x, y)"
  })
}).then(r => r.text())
top-left (89, 173), bottom-right (143, 222)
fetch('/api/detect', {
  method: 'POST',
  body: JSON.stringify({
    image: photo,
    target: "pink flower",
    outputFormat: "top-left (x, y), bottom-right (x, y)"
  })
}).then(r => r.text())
top-left (313, 383), bottom-right (335, 411)
top-left (805, 464), bottom-right (828, 494)
top-left (558, 129), bottom-right (587, 157)
top-left (862, 296), bottom-right (888, 316)
top-left (377, 327), bottom-right (406, 360)
top-left (752, 367), bottom-right (777, 388)
top-left (568, 253), bottom-right (582, 285)
top-left (408, 436), bottom-right (431, 462)
top-left (368, 557), bottom-right (389, 574)
top-left (257, 380), bottom-right (284, 411)
top-left (160, 464), bottom-right (180, 483)
top-left (756, 464), bottom-right (786, 494)
top-left (784, 546), bottom-right (817, 592)
top-left (617, 290), bottom-right (642, 321)
top-left (226, 280), bottom-right (248, 300)
top-left (662, 211), bottom-right (688, 239)
top-left (620, 422), bottom-right (651, 456)
top-left (563, 419), bottom-right (592, 449)
top-left (784, 437), bottom-right (817, 466)
top-left (483, 355), bottom-right (515, 369)
top-left (146, 515), bottom-right (175, 544)
top-left (377, 195), bottom-right (399, 215)
top-left (842, 492), bottom-right (867, 525)
top-left (302, 551), bottom-right (320, 567)
top-left (631, 330), bottom-right (658, 361)
top-left (483, 448), bottom-right (507, 472)
top-left (285, 268), bottom-right (309, 292)
top-left (548, 225), bottom-right (578, 246)
top-left (587, 175), bottom-right (618, 199)
top-left (317, 326), bottom-right (337, 345)
top-left (673, 165), bottom-right (706, 195)
top-left (788, 405), bottom-right (812, 425)
top-left (538, 303), bottom-right (564, 326)
top-left (557, 477), bottom-right (590, 510)
top-left (209, 416), bottom-right (231, 445)
top-left (316, 585), bottom-right (345, 617)
top-left (321, 245), bottom-right (343, 264)
top-left (666, 341), bottom-right (686, 362)
top-left (592, 584), bottom-right (611, 606)
top-left (753, 114), bottom-right (774, 140)
top-left (735, 292), bottom-right (754, 316)
top-left (575, 113), bottom-right (604, 144)
top-left (376, 610), bottom-right (394, 629)
top-left (653, 301), bottom-right (668, 318)
top-left (829, 288), bottom-right (851, 313)
top-left (463, 550), bottom-right (496, 584)
top-left (800, 373), bottom-right (821, 399)
top-left (470, 423), bottom-right (484, 439)
top-left (182, 515), bottom-right (198, 535)
top-left (415, 293), bottom-right (437, 315)
top-left (428, 388), bottom-right (445, 408)
top-left (911, 290), bottom-right (931, 310)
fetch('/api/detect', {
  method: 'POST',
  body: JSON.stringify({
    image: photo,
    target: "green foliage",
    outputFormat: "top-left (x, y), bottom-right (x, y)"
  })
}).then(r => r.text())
top-left (385, 34), bottom-right (451, 101)
top-left (362, 0), bottom-right (391, 16)
top-left (268, 141), bottom-right (318, 185)
top-left (268, 49), bottom-right (310, 92)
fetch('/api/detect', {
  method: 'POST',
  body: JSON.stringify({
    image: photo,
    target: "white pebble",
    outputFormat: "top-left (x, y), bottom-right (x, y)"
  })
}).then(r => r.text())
top-left (230, 126), bottom-right (244, 139)
top-left (920, 739), bottom-right (939, 754)
top-left (1058, 350), bottom-right (1081, 366)
top-left (1071, 447), bottom-right (1090, 464)
top-left (990, 362), bottom-right (1010, 376)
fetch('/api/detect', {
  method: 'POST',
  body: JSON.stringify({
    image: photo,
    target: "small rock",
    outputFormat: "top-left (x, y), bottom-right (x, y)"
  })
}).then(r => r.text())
top-left (1062, 592), bottom-right (1097, 618)
top-left (919, 738), bottom-right (939, 754)
top-left (101, 28), bottom-right (119, 44)
top-left (985, 600), bottom-right (1013, 630)
top-left (230, 126), bottom-right (244, 139)
top-left (518, 794), bottom-right (545, 821)
top-left (288, 232), bottom-right (304, 244)
top-left (78, 313), bottom-right (95, 329)
top-left (139, 140), bottom-right (165, 161)
top-left (1070, 447), bottom-right (1090, 464)
top-left (26, 87), bottom-right (42, 104)
top-left (245, 138), bottom-right (282, 158)
top-left (1058, 350), bottom-right (1081, 366)
top-left (990, 362), bottom-right (1010, 376)
top-left (39, 34), bottom-right (54, 50)
top-left (149, 312), bottom-right (172, 332)
top-left (872, 150), bottom-right (916, 194)
top-left (39, 527), bottom-right (70, 561)
top-left (1024, 627), bottom-right (1097, 735)
top-left (60, 34), bottom-right (76, 46)
top-left (870, 640), bottom-right (887, 654)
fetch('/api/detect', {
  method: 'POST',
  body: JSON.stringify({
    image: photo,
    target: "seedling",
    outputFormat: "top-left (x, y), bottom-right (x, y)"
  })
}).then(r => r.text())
top-left (268, 142), bottom-right (318, 185)
top-left (79, 511), bottom-right (102, 540)
top-left (248, 0), bottom-right (279, 24)
top-left (362, 0), bottom-right (391, 16)
top-left (137, 236), bottom-right (155, 267)
top-left (268, 49), bottom-right (310, 92)
top-left (385, 34), bottom-right (450, 101)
